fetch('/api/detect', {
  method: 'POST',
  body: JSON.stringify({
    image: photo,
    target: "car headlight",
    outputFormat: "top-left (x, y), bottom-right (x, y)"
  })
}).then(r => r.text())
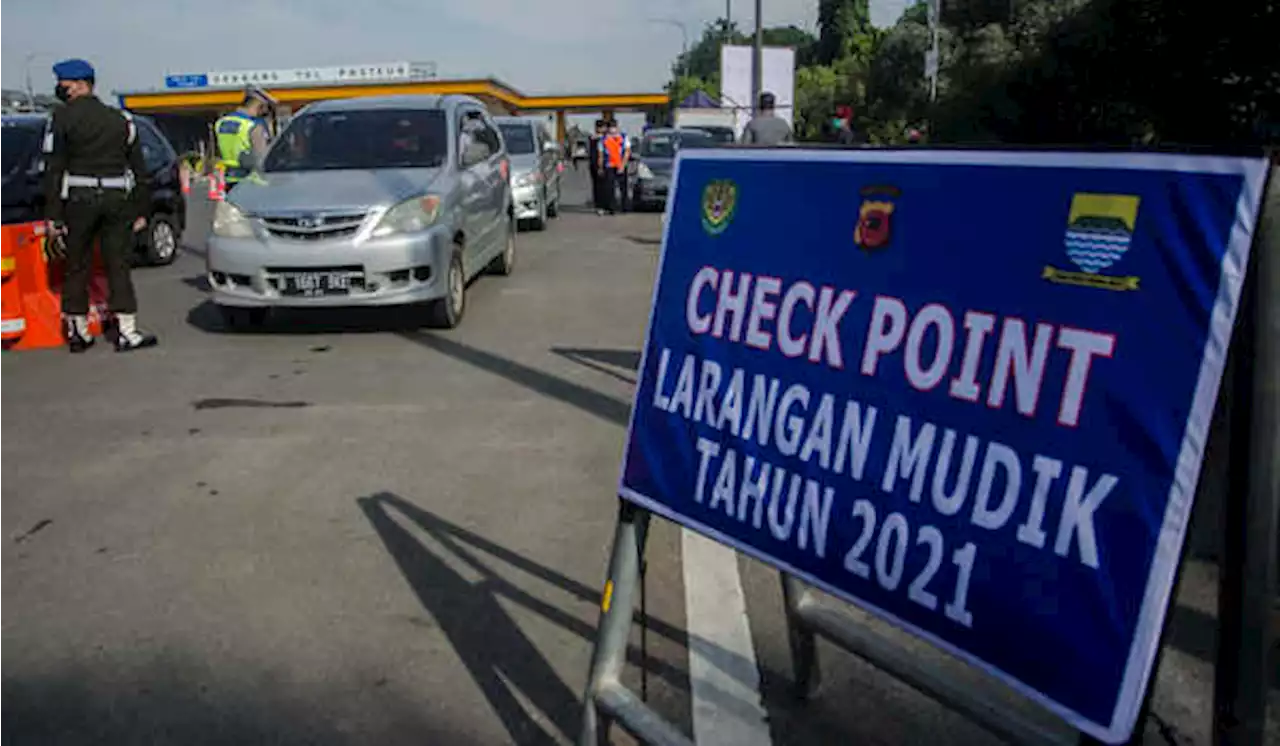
top-left (212, 201), bottom-right (254, 238)
top-left (636, 162), bottom-right (654, 180)
top-left (371, 195), bottom-right (442, 238)
top-left (513, 171), bottom-right (542, 188)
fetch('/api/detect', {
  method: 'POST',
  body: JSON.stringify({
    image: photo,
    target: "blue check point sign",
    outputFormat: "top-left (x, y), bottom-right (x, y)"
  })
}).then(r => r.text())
top-left (620, 150), bottom-right (1268, 743)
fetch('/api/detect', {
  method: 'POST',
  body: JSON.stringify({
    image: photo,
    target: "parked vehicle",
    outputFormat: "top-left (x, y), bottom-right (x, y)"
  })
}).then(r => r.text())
top-left (494, 116), bottom-right (562, 231)
top-left (673, 107), bottom-right (737, 137)
top-left (630, 128), bottom-right (715, 210)
top-left (206, 95), bottom-right (514, 330)
top-left (692, 125), bottom-right (736, 144)
top-left (2, 112), bottom-right (187, 265)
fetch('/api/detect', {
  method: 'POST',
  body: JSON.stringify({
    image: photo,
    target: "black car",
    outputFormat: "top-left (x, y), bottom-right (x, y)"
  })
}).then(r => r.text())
top-left (2, 112), bottom-right (186, 265)
top-left (629, 127), bottom-right (716, 210)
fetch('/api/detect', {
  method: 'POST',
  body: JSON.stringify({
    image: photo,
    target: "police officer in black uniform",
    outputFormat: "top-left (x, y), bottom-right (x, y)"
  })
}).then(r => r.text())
top-left (44, 58), bottom-right (158, 353)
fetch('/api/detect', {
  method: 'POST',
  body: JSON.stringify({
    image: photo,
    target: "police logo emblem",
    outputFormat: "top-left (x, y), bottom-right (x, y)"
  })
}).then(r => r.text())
top-left (701, 180), bottom-right (738, 235)
top-left (1043, 193), bottom-right (1141, 291)
top-left (854, 185), bottom-right (900, 251)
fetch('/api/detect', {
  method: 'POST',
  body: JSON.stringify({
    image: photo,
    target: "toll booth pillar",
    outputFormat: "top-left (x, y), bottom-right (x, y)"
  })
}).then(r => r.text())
top-left (555, 110), bottom-right (567, 144)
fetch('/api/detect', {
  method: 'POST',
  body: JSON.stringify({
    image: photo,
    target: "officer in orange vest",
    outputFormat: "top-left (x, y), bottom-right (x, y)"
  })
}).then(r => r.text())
top-left (598, 119), bottom-right (630, 215)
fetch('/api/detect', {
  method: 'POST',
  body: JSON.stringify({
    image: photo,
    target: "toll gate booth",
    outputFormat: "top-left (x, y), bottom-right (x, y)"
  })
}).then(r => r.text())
top-left (116, 65), bottom-right (666, 158)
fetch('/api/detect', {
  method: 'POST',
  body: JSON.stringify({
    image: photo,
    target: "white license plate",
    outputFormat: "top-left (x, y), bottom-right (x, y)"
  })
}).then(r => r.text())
top-left (281, 272), bottom-right (352, 296)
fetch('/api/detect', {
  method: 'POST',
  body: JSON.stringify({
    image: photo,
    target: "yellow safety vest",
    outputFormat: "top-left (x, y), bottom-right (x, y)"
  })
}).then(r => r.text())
top-left (214, 112), bottom-right (258, 180)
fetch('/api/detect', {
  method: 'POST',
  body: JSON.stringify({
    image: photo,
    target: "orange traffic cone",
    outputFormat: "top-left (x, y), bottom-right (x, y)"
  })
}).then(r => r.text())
top-left (207, 166), bottom-right (226, 202)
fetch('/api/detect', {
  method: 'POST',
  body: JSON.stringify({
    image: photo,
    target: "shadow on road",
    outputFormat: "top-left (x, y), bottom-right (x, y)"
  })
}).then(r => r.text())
top-left (181, 274), bottom-right (211, 292)
top-left (3, 655), bottom-right (469, 746)
top-left (555, 202), bottom-right (602, 216)
top-left (399, 332), bottom-right (631, 426)
top-left (358, 491), bottom-right (582, 745)
top-left (187, 300), bottom-right (432, 336)
top-left (551, 346), bottom-right (641, 385)
top-left (357, 492), bottom-right (774, 743)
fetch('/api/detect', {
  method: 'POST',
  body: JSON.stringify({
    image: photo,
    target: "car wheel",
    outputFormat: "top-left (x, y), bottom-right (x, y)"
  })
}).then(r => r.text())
top-left (218, 305), bottom-right (268, 330)
top-left (428, 251), bottom-right (466, 329)
top-left (488, 218), bottom-right (516, 276)
top-left (530, 192), bottom-right (547, 231)
top-left (145, 214), bottom-right (180, 265)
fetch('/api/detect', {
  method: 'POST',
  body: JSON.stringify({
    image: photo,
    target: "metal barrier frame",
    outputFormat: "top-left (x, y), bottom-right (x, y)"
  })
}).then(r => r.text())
top-left (579, 163), bottom-right (1277, 746)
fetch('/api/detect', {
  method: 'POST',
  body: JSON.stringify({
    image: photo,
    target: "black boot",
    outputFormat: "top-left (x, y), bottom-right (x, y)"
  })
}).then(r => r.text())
top-left (113, 313), bottom-right (158, 352)
top-left (64, 315), bottom-right (95, 353)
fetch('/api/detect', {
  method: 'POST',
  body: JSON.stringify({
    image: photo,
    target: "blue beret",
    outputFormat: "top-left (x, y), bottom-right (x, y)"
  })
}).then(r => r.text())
top-left (52, 59), bottom-right (95, 81)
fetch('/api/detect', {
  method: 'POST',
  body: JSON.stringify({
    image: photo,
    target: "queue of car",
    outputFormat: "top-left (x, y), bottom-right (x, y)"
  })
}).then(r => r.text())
top-left (494, 116), bottom-right (563, 231)
top-left (3, 93), bottom-right (724, 335)
top-left (628, 127), bottom-right (715, 211)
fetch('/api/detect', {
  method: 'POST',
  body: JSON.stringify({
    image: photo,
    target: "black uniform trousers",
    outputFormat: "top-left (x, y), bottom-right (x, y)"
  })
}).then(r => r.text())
top-left (61, 188), bottom-right (138, 315)
top-left (603, 168), bottom-right (627, 214)
top-left (591, 167), bottom-right (607, 209)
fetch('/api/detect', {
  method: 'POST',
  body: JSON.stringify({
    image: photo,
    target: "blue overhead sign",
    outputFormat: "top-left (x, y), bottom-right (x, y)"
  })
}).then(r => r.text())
top-left (619, 149), bottom-right (1267, 743)
top-left (164, 73), bottom-right (209, 89)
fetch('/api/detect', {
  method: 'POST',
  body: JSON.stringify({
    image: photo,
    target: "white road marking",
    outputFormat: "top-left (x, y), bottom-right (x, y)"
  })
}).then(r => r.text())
top-left (682, 528), bottom-right (773, 746)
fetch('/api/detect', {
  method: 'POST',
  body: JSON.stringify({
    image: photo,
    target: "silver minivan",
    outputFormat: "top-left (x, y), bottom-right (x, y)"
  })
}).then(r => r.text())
top-left (494, 117), bottom-right (562, 230)
top-left (207, 95), bottom-right (514, 329)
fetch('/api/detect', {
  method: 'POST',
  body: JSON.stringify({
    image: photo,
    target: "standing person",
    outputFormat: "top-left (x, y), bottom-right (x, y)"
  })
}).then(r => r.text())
top-left (214, 86), bottom-right (275, 190)
top-left (43, 59), bottom-right (157, 353)
top-left (740, 91), bottom-right (793, 146)
top-left (831, 107), bottom-right (858, 145)
top-left (600, 120), bottom-right (630, 215)
top-left (587, 119), bottom-right (607, 214)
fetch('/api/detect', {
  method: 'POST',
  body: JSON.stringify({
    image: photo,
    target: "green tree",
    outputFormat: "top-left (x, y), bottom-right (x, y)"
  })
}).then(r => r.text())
top-left (864, 7), bottom-right (945, 135)
top-left (672, 20), bottom-right (818, 82)
top-left (672, 20), bottom-right (746, 82)
top-left (665, 75), bottom-right (720, 108)
top-left (794, 65), bottom-right (845, 139)
top-left (816, 0), bottom-right (879, 64)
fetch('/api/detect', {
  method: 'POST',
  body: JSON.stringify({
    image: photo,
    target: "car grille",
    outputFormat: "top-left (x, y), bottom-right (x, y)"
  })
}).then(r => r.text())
top-left (260, 211), bottom-right (368, 241)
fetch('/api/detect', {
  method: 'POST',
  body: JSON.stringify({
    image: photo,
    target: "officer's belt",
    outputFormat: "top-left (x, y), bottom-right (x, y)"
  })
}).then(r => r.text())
top-left (65, 175), bottom-right (130, 189)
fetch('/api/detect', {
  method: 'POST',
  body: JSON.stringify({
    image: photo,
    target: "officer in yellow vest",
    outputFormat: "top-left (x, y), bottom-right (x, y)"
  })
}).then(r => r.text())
top-left (214, 87), bottom-right (275, 188)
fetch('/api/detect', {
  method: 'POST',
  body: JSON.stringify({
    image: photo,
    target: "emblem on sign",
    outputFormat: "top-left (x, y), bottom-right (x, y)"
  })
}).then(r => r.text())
top-left (701, 179), bottom-right (738, 236)
top-left (854, 185), bottom-right (900, 251)
top-left (1043, 193), bottom-right (1142, 291)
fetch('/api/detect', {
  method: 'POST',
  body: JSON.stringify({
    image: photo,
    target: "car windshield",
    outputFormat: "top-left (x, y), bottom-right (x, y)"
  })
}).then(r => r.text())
top-left (639, 134), bottom-right (677, 158)
top-left (2, 124), bottom-right (41, 177)
top-left (498, 124), bottom-right (536, 155)
top-left (640, 131), bottom-right (713, 158)
top-left (679, 131), bottom-right (715, 149)
top-left (263, 109), bottom-right (447, 172)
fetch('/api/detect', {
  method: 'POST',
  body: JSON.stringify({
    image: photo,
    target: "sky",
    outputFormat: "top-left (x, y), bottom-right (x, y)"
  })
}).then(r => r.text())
top-left (2, 0), bottom-right (910, 101)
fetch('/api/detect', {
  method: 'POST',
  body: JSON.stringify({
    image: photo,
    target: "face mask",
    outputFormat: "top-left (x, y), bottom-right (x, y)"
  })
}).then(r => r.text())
top-left (54, 85), bottom-right (71, 102)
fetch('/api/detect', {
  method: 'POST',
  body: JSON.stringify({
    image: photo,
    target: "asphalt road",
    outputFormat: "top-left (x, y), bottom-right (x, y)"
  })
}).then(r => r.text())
top-left (3, 171), bottom-right (1275, 745)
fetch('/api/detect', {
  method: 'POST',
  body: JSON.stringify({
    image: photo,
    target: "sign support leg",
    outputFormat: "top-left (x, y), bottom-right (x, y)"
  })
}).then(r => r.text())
top-left (1213, 165), bottom-right (1279, 746)
top-left (580, 500), bottom-right (649, 745)
top-left (580, 501), bottom-right (692, 746)
top-left (780, 573), bottom-right (821, 700)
